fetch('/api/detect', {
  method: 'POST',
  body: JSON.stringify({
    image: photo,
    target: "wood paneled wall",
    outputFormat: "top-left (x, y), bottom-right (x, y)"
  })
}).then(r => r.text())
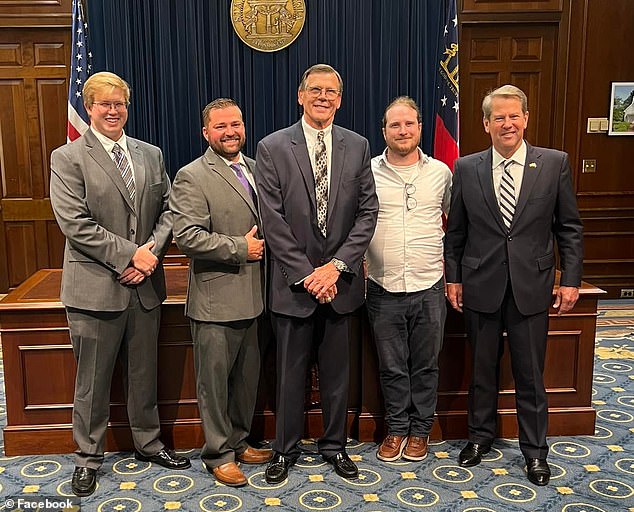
top-left (459, 0), bottom-right (634, 297)
top-left (0, 1), bottom-right (70, 290)
top-left (0, 0), bottom-right (632, 295)
top-left (566, 1), bottom-right (634, 297)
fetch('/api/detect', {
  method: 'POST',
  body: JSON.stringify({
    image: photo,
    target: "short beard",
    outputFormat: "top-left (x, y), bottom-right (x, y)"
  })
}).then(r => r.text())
top-left (210, 139), bottom-right (244, 160)
top-left (389, 141), bottom-right (419, 157)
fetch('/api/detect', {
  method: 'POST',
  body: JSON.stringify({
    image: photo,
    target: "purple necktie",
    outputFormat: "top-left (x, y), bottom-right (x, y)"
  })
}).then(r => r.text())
top-left (230, 163), bottom-right (256, 202)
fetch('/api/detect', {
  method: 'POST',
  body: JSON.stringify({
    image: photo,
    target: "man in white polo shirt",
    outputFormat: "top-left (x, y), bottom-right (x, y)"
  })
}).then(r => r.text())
top-left (366, 96), bottom-right (452, 462)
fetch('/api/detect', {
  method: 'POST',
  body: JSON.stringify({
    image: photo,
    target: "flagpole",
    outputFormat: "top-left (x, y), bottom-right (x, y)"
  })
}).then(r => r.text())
top-left (67, 0), bottom-right (92, 142)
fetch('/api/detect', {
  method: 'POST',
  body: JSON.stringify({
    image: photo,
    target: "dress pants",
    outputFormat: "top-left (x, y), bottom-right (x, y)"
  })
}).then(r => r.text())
top-left (271, 306), bottom-right (350, 458)
top-left (66, 292), bottom-right (163, 469)
top-left (366, 277), bottom-right (446, 436)
top-left (190, 318), bottom-right (260, 469)
top-left (463, 284), bottom-right (550, 459)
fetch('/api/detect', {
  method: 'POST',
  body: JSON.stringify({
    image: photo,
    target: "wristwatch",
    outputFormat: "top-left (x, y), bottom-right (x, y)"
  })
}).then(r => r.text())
top-left (331, 258), bottom-right (349, 272)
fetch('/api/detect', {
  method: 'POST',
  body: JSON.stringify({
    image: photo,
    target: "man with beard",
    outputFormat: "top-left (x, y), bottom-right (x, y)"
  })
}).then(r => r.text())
top-left (365, 97), bottom-right (452, 462)
top-left (170, 98), bottom-right (271, 487)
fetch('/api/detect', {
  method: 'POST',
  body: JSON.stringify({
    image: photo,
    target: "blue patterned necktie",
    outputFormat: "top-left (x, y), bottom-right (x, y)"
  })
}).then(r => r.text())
top-left (112, 143), bottom-right (136, 203)
top-left (499, 159), bottom-right (515, 230)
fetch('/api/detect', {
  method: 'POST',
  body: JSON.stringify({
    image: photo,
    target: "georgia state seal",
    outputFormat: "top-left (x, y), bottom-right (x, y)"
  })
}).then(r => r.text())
top-left (231, 0), bottom-right (306, 52)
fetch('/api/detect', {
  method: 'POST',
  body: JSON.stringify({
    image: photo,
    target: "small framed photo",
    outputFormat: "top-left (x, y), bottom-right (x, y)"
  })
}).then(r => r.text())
top-left (608, 82), bottom-right (634, 135)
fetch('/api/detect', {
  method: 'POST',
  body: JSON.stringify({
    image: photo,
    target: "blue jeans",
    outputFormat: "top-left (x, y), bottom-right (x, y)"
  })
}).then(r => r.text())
top-left (366, 277), bottom-right (446, 436)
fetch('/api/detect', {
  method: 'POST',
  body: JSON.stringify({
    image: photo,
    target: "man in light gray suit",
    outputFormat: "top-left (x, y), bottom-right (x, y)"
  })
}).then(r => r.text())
top-left (170, 98), bottom-right (271, 487)
top-left (50, 71), bottom-right (190, 498)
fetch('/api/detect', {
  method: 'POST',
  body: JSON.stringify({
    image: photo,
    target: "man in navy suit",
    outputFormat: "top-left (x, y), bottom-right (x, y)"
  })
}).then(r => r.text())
top-left (444, 84), bottom-right (583, 486)
top-left (255, 64), bottom-right (378, 483)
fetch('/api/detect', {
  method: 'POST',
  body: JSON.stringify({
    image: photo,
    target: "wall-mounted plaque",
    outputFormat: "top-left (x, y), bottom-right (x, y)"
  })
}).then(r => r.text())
top-left (231, 0), bottom-right (306, 53)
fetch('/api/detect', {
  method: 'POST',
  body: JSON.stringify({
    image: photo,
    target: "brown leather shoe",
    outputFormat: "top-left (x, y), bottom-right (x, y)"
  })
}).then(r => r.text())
top-left (377, 434), bottom-right (408, 462)
top-left (236, 446), bottom-right (273, 464)
top-left (211, 462), bottom-right (247, 487)
top-left (403, 435), bottom-right (428, 461)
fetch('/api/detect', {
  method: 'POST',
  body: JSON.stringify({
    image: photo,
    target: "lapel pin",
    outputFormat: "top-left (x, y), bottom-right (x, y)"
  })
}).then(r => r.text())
top-left (529, 162), bottom-right (537, 168)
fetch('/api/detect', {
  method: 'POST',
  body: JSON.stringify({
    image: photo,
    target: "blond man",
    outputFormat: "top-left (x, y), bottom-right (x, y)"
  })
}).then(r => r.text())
top-left (50, 71), bottom-right (189, 497)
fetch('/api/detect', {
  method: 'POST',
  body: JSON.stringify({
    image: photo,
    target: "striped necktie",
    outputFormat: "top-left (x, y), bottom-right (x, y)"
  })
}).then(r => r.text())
top-left (112, 143), bottom-right (136, 203)
top-left (314, 130), bottom-right (328, 237)
top-left (499, 159), bottom-right (515, 230)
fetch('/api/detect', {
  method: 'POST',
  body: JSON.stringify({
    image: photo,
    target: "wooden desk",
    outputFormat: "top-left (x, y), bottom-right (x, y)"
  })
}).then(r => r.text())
top-left (360, 278), bottom-right (605, 442)
top-left (0, 268), bottom-right (604, 455)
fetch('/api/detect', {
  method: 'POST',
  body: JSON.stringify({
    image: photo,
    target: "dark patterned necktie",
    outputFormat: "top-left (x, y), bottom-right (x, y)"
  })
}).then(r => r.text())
top-left (499, 159), bottom-right (515, 230)
top-left (230, 163), bottom-right (256, 202)
top-left (314, 130), bottom-right (328, 237)
top-left (112, 143), bottom-right (136, 203)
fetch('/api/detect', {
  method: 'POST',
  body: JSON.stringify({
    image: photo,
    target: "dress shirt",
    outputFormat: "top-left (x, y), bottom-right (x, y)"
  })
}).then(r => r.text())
top-left (302, 116), bottom-right (333, 188)
top-left (90, 126), bottom-right (136, 187)
top-left (218, 152), bottom-right (256, 192)
top-left (366, 148), bottom-right (452, 293)
top-left (295, 118), bottom-right (348, 282)
top-left (492, 140), bottom-right (527, 204)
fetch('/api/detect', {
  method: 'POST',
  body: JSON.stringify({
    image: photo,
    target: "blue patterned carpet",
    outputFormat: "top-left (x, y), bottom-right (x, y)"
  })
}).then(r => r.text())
top-left (0, 300), bottom-right (633, 511)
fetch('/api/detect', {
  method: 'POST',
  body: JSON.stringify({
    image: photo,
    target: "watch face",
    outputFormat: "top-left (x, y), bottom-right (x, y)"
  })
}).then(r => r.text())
top-left (332, 259), bottom-right (346, 271)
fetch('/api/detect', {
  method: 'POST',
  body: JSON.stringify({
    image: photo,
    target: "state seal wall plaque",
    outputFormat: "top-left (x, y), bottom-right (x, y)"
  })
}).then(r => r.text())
top-left (231, 0), bottom-right (306, 52)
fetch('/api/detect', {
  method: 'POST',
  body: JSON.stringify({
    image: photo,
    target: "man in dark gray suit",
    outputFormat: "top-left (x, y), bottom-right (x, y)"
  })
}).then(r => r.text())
top-left (170, 98), bottom-right (271, 487)
top-left (255, 64), bottom-right (378, 483)
top-left (444, 84), bottom-right (583, 486)
top-left (50, 71), bottom-right (189, 498)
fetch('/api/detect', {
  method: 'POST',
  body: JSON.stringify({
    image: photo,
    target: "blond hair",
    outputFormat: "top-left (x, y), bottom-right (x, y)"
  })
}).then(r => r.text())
top-left (82, 71), bottom-right (130, 108)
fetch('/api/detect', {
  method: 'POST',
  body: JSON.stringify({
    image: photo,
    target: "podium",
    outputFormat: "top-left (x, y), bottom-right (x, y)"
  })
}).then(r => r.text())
top-left (0, 268), bottom-right (603, 455)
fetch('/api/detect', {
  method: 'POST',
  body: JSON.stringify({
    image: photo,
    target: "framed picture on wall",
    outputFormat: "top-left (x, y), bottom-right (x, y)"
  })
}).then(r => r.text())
top-left (608, 82), bottom-right (634, 135)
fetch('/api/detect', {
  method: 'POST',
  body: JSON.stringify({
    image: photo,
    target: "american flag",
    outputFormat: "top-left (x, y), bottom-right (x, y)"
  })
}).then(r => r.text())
top-left (67, 0), bottom-right (92, 142)
top-left (433, 0), bottom-right (459, 171)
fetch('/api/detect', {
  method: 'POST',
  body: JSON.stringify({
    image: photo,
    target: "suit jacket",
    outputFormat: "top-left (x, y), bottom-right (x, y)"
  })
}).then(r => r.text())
top-left (255, 120), bottom-right (378, 317)
top-left (50, 129), bottom-right (172, 312)
top-left (170, 148), bottom-right (264, 323)
top-left (444, 143), bottom-right (583, 316)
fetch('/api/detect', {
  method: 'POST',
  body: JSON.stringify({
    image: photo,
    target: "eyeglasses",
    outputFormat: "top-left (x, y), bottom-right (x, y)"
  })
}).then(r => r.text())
top-left (304, 86), bottom-right (340, 100)
top-left (92, 101), bottom-right (128, 112)
top-left (405, 183), bottom-right (417, 210)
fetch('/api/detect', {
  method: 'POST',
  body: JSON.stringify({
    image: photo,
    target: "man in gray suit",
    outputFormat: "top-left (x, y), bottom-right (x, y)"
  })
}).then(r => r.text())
top-left (170, 98), bottom-right (271, 487)
top-left (255, 64), bottom-right (378, 483)
top-left (444, 84), bottom-right (583, 486)
top-left (50, 71), bottom-right (190, 497)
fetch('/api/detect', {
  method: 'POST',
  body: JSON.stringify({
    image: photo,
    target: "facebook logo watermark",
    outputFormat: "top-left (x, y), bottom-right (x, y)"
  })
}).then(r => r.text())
top-left (3, 496), bottom-right (81, 510)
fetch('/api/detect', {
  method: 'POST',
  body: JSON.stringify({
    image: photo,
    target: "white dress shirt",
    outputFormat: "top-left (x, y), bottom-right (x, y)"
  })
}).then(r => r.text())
top-left (91, 126), bottom-right (136, 187)
top-left (366, 148), bottom-right (452, 293)
top-left (302, 116), bottom-right (333, 188)
top-left (492, 140), bottom-right (527, 204)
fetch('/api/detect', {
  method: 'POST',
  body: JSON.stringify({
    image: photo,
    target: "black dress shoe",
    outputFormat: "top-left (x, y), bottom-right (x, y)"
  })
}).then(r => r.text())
top-left (323, 452), bottom-right (359, 479)
top-left (458, 441), bottom-right (492, 467)
top-left (265, 453), bottom-right (297, 484)
top-left (71, 466), bottom-right (97, 497)
top-left (135, 449), bottom-right (191, 469)
top-left (526, 458), bottom-right (551, 486)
